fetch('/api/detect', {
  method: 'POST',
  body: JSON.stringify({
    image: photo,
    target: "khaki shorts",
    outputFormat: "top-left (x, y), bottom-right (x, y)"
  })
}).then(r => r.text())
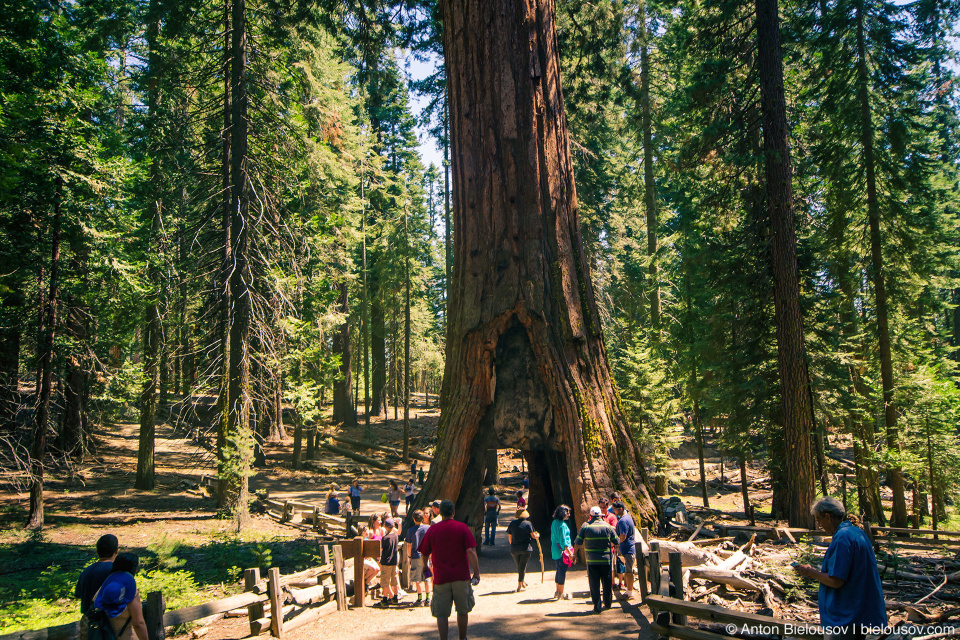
top-left (430, 581), bottom-right (474, 618)
top-left (410, 558), bottom-right (425, 582)
top-left (381, 564), bottom-right (399, 588)
top-left (623, 553), bottom-right (635, 574)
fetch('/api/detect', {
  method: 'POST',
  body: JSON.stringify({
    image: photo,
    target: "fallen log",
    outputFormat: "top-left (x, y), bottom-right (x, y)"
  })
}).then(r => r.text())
top-left (330, 434), bottom-right (434, 462)
top-left (654, 539), bottom-right (720, 567)
top-left (318, 441), bottom-right (391, 470)
top-left (687, 567), bottom-right (761, 591)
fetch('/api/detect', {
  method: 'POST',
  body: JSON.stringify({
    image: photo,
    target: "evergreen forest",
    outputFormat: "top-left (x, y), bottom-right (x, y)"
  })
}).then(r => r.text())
top-left (1, 0), bottom-right (959, 538)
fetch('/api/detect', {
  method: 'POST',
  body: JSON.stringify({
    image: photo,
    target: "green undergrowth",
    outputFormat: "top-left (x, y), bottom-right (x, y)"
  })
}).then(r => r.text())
top-left (0, 529), bottom-right (322, 634)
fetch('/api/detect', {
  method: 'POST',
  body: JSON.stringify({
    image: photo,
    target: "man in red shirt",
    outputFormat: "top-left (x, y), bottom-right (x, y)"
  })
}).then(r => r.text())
top-left (419, 500), bottom-right (481, 640)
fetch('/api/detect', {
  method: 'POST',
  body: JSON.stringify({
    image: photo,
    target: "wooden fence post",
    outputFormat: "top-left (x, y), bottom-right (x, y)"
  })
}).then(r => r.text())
top-left (267, 568), bottom-right (284, 639)
top-left (637, 551), bottom-right (649, 603)
top-left (313, 506), bottom-right (321, 532)
top-left (345, 513), bottom-right (355, 538)
top-left (668, 551), bottom-right (686, 625)
top-left (649, 541), bottom-right (661, 598)
top-left (333, 545), bottom-right (347, 611)
top-left (400, 542), bottom-right (410, 590)
top-left (319, 544), bottom-right (330, 567)
top-left (244, 568), bottom-right (265, 636)
top-left (281, 501), bottom-right (292, 524)
top-left (144, 591), bottom-right (166, 640)
top-left (353, 536), bottom-right (365, 608)
top-left (641, 527), bottom-right (649, 544)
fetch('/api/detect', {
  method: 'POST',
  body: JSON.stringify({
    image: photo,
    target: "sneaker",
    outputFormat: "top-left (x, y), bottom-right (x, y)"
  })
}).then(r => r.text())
top-left (424, 598), bottom-right (431, 607)
top-left (593, 606), bottom-right (602, 614)
top-left (377, 598), bottom-right (389, 607)
top-left (562, 593), bottom-right (571, 600)
top-left (391, 596), bottom-right (399, 605)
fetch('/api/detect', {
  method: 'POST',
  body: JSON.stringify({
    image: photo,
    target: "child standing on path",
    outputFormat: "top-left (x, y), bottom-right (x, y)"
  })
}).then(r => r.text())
top-left (378, 519), bottom-right (401, 606)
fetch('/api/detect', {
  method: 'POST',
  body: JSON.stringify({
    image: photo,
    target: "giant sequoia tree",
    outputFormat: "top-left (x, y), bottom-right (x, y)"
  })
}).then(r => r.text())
top-left (422, 0), bottom-right (659, 531)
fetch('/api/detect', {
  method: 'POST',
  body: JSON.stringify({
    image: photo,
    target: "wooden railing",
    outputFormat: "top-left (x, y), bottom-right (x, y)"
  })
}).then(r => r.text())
top-left (869, 526), bottom-right (960, 553)
top-left (0, 540), bottom-right (408, 640)
top-left (642, 540), bottom-right (824, 640)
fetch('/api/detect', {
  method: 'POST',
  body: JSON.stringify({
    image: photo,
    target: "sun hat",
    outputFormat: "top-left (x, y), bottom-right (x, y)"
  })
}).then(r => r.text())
top-left (95, 572), bottom-right (137, 618)
top-left (516, 509), bottom-right (530, 518)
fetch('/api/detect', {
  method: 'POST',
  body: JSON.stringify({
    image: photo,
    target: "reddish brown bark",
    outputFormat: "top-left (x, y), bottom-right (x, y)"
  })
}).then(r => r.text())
top-left (424, 0), bottom-right (659, 531)
top-left (756, 0), bottom-right (815, 528)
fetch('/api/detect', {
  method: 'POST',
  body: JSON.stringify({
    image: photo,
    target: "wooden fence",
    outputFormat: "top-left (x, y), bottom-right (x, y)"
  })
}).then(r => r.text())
top-left (643, 540), bottom-right (824, 640)
top-left (0, 539), bottom-right (420, 640)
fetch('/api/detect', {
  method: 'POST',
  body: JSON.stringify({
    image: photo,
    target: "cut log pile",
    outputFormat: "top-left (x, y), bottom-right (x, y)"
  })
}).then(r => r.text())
top-left (648, 517), bottom-right (960, 630)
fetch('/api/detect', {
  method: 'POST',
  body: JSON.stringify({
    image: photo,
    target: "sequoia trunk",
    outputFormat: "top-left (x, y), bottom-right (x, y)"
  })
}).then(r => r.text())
top-left (423, 0), bottom-right (659, 533)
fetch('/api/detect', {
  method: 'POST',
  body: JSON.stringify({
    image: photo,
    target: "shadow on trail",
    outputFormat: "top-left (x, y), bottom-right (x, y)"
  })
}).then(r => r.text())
top-left (381, 609), bottom-right (645, 640)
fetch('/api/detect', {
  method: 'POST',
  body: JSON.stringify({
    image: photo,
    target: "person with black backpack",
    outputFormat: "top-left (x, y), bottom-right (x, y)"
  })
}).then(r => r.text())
top-left (87, 553), bottom-right (148, 640)
top-left (506, 509), bottom-right (540, 592)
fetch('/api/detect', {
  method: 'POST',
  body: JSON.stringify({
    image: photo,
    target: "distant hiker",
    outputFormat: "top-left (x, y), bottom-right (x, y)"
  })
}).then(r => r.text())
top-left (506, 508), bottom-right (539, 592)
top-left (410, 459), bottom-right (417, 477)
top-left (365, 513), bottom-right (384, 540)
top-left (516, 489), bottom-right (526, 510)
top-left (482, 488), bottom-right (501, 545)
top-left (522, 474), bottom-right (529, 490)
top-left (417, 466), bottom-right (425, 486)
top-left (793, 497), bottom-right (886, 639)
top-left (612, 501), bottom-right (636, 599)
top-left (574, 506), bottom-right (618, 614)
top-left (551, 505), bottom-right (574, 600)
top-left (91, 552), bottom-right (148, 640)
top-left (419, 500), bottom-right (480, 640)
top-left (377, 518), bottom-right (401, 606)
top-left (404, 478), bottom-right (416, 514)
top-left (77, 534), bottom-right (119, 616)
top-left (325, 486), bottom-right (341, 515)
top-left (387, 480), bottom-right (403, 517)
top-left (349, 479), bottom-right (363, 514)
top-left (405, 509), bottom-right (432, 606)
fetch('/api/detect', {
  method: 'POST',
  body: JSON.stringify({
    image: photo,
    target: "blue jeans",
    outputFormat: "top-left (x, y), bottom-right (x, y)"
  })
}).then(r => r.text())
top-left (484, 511), bottom-right (498, 543)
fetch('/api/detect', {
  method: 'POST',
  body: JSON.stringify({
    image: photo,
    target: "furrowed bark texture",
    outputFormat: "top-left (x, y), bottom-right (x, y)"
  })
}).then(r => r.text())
top-left (756, 0), bottom-right (815, 529)
top-left (427, 0), bottom-right (659, 531)
top-left (332, 282), bottom-right (356, 427)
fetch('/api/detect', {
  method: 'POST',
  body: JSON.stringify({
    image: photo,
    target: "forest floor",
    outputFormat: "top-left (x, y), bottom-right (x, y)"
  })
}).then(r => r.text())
top-left (2, 396), bottom-right (957, 638)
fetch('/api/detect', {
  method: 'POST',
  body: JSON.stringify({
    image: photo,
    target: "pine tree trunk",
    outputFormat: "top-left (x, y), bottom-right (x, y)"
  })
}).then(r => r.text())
top-left (371, 275), bottom-right (386, 415)
top-left (756, 0), bottom-right (815, 529)
top-left (361, 175), bottom-right (370, 429)
top-left (137, 4), bottom-right (163, 491)
top-left (0, 273), bottom-right (22, 425)
top-left (224, 0), bottom-right (251, 529)
top-left (333, 282), bottom-right (356, 426)
top-left (28, 172), bottom-right (62, 530)
top-left (403, 204), bottom-right (411, 463)
top-left (483, 449), bottom-right (499, 486)
top-left (640, 17), bottom-right (660, 334)
top-left (216, 0), bottom-right (232, 509)
top-left (856, 0), bottom-right (907, 528)
top-left (425, 0), bottom-right (660, 530)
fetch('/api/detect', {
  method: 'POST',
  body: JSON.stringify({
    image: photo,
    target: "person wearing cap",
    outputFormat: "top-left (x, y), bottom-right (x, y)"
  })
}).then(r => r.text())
top-left (612, 502), bottom-right (636, 599)
top-left (419, 500), bottom-right (480, 640)
top-left (377, 518), bottom-right (401, 606)
top-left (574, 505), bottom-right (619, 614)
top-left (325, 486), bottom-right (341, 515)
top-left (550, 505), bottom-right (574, 600)
top-left (93, 552), bottom-right (148, 640)
top-left (506, 508), bottom-right (540, 592)
top-left (430, 500), bottom-right (443, 524)
top-left (482, 488), bottom-right (501, 545)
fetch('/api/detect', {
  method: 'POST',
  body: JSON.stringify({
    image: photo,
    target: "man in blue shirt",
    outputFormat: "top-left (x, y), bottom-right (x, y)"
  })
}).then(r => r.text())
top-left (793, 497), bottom-right (886, 640)
top-left (612, 502), bottom-right (636, 600)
